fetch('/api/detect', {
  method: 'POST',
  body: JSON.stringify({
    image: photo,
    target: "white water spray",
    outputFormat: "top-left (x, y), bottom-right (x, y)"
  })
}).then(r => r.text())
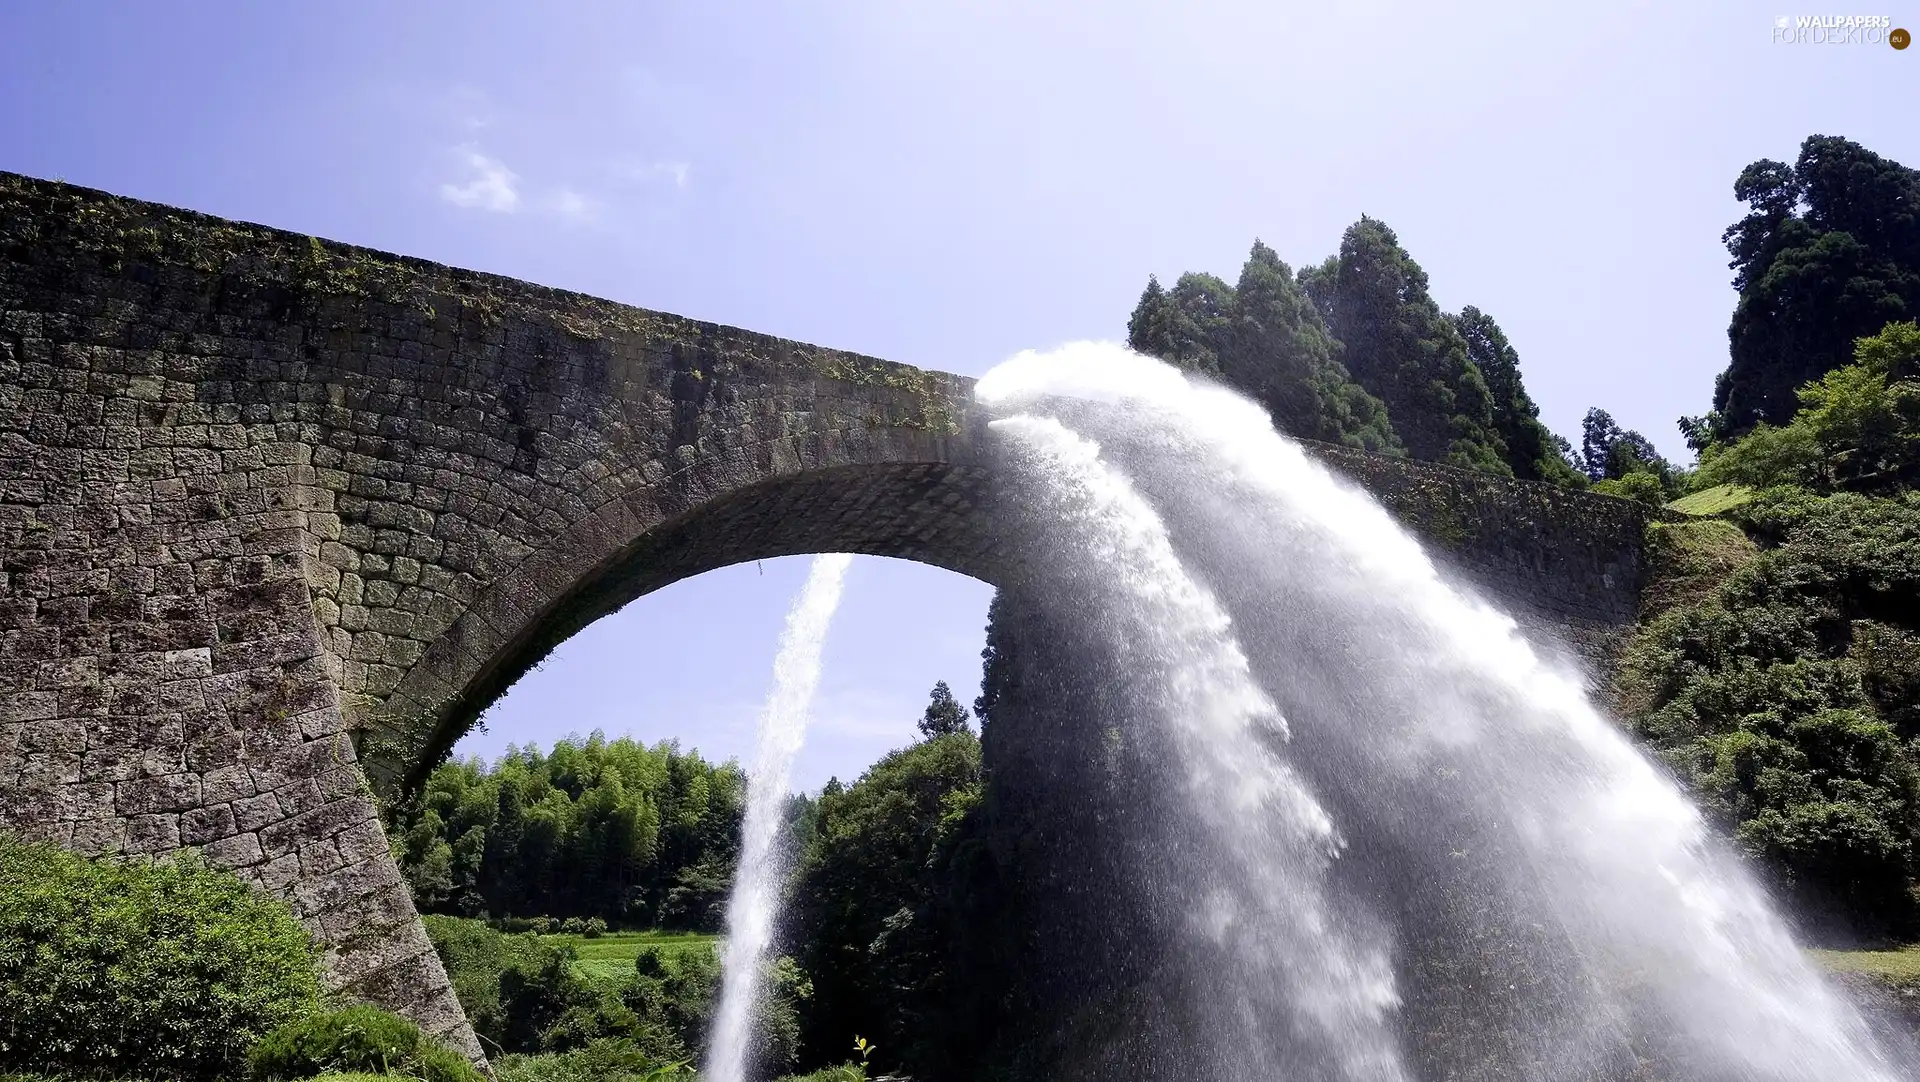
top-left (707, 553), bottom-right (853, 1082)
top-left (992, 414), bottom-right (1409, 1081)
top-left (977, 342), bottom-right (1906, 1080)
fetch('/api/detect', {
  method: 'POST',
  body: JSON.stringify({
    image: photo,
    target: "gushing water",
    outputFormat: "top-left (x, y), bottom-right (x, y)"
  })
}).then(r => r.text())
top-left (977, 343), bottom-right (1906, 1080)
top-left (707, 553), bottom-right (853, 1082)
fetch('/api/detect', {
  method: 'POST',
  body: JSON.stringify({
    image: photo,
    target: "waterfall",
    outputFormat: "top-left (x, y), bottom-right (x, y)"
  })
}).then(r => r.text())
top-left (706, 553), bottom-right (854, 1082)
top-left (977, 342), bottom-right (1904, 1081)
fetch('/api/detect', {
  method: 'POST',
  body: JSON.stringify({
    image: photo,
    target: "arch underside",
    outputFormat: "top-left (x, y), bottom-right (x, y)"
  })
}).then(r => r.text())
top-left (371, 460), bottom-right (1015, 795)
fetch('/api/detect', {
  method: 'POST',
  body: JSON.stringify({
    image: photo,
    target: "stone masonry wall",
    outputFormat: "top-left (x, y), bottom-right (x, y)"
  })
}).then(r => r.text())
top-left (0, 170), bottom-right (1654, 1062)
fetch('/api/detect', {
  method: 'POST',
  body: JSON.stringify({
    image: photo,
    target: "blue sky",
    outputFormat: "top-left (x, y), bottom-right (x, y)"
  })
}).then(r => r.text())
top-left (3, 2), bottom-right (1914, 790)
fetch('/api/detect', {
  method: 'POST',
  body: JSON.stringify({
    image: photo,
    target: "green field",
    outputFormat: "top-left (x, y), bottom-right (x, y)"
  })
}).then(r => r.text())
top-left (1665, 483), bottom-right (1753, 517)
top-left (541, 930), bottom-right (722, 985)
top-left (1811, 944), bottom-right (1920, 987)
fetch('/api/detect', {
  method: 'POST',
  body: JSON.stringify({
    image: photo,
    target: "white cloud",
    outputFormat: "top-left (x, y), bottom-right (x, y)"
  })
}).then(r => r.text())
top-left (616, 158), bottom-right (692, 189)
top-left (548, 187), bottom-right (598, 222)
top-left (439, 146), bottom-right (520, 212)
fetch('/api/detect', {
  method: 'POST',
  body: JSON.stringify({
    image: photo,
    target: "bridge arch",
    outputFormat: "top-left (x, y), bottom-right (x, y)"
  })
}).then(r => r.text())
top-left (370, 452), bottom-right (1017, 798)
top-left (0, 171), bottom-right (1655, 1066)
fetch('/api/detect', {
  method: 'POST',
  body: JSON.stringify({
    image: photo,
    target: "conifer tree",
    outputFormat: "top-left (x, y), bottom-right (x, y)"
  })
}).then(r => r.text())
top-left (1314, 217), bottom-right (1510, 473)
top-left (918, 680), bottom-right (972, 739)
top-left (1224, 240), bottom-right (1400, 452)
top-left (1450, 306), bottom-right (1582, 484)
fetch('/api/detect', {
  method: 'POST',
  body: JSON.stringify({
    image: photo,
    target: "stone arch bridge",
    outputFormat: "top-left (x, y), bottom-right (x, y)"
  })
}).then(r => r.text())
top-left (0, 172), bottom-right (1654, 1061)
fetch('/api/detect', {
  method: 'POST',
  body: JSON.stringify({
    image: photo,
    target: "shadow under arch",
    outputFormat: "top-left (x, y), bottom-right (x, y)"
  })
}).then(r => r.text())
top-left (362, 455), bottom-right (1021, 799)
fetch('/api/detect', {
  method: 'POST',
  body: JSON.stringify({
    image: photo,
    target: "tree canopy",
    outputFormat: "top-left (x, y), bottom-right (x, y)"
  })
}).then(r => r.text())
top-left (1715, 136), bottom-right (1920, 436)
top-left (1307, 217), bottom-right (1511, 473)
top-left (1127, 224), bottom-right (1580, 481)
top-left (387, 733), bottom-right (744, 930)
top-left (1127, 246), bottom-right (1400, 453)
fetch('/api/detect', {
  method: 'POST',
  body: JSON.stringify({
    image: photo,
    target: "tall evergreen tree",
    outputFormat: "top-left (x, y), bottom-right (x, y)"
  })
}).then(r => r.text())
top-left (1223, 240), bottom-right (1401, 452)
top-left (1314, 217), bottom-right (1511, 473)
top-left (1449, 306), bottom-right (1583, 484)
top-left (1124, 273), bottom-right (1235, 376)
top-left (1126, 246), bottom-right (1401, 452)
top-left (1717, 136), bottom-right (1920, 435)
top-left (919, 680), bottom-right (973, 739)
top-left (1578, 407), bottom-right (1668, 483)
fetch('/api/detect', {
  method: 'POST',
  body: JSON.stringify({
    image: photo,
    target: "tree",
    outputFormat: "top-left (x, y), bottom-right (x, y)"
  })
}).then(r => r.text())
top-left (787, 731), bottom-right (986, 1078)
top-left (1223, 240), bottom-right (1400, 452)
top-left (919, 680), bottom-right (972, 739)
top-left (1126, 244), bottom-right (1401, 453)
top-left (387, 733), bottom-right (744, 927)
top-left (1579, 407), bottom-right (1669, 484)
top-left (1314, 217), bottom-right (1511, 473)
top-left (1695, 320), bottom-right (1920, 494)
top-left (1125, 273), bottom-right (1235, 376)
top-left (1716, 136), bottom-right (1920, 436)
top-left (1450, 306), bottom-right (1583, 484)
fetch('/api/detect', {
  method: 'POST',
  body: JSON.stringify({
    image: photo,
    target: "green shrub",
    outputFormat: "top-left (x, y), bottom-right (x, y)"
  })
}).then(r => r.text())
top-left (247, 1004), bottom-right (484, 1082)
top-left (1612, 490), bottom-right (1920, 932)
top-left (424, 915), bottom-right (597, 1056)
top-left (493, 1040), bottom-right (692, 1082)
top-left (776, 1067), bottom-right (866, 1082)
top-left (1592, 469), bottom-right (1668, 507)
top-left (0, 835), bottom-right (324, 1080)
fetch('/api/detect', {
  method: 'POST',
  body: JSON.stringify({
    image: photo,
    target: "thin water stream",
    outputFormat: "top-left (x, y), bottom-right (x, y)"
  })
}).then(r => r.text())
top-left (706, 553), bottom-right (853, 1082)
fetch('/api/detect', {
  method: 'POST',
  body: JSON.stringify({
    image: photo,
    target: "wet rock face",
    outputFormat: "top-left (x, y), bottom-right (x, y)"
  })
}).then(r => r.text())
top-left (0, 170), bottom-right (1650, 1062)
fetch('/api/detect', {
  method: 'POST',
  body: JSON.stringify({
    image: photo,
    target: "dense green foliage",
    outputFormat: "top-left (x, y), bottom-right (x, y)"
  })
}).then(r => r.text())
top-left (1129, 225), bottom-right (1575, 482)
top-left (247, 1004), bottom-right (484, 1082)
top-left (423, 915), bottom-right (602, 1056)
top-left (0, 836), bottom-right (324, 1080)
top-left (1715, 136), bottom-right (1920, 437)
top-left (1695, 321), bottom-right (1920, 495)
top-left (388, 734), bottom-right (743, 929)
top-left (1619, 489), bottom-right (1920, 930)
top-left (1619, 319), bottom-right (1920, 936)
top-left (1126, 246), bottom-right (1400, 453)
top-left (423, 915), bottom-right (803, 1078)
top-left (1449, 306), bottom-right (1584, 485)
top-left (492, 1041), bottom-right (694, 1082)
top-left (1306, 217), bottom-right (1512, 472)
top-left (787, 728), bottom-right (990, 1079)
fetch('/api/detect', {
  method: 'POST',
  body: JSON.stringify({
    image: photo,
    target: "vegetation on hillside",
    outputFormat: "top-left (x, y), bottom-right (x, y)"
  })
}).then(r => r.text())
top-left (1615, 318), bottom-right (1920, 937)
top-left (387, 736), bottom-right (744, 930)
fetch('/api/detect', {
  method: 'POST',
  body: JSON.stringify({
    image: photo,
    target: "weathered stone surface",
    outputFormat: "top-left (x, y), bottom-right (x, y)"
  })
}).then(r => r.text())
top-left (0, 170), bottom-right (1655, 1067)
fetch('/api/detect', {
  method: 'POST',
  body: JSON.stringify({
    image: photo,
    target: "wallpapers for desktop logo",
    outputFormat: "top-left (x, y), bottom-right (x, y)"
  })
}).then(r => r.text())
top-left (1771, 14), bottom-right (1909, 45)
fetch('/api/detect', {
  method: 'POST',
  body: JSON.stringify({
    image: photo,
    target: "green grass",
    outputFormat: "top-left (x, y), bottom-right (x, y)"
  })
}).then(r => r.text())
top-left (540, 930), bottom-right (720, 985)
top-left (1666, 483), bottom-right (1754, 517)
top-left (1636, 518), bottom-right (1759, 619)
top-left (1811, 944), bottom-right (1920, 987)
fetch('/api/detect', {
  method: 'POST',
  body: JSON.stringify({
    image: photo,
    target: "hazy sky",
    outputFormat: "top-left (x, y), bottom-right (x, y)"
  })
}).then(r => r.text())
top-left (3, 2), bottom-right (1914, 789)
